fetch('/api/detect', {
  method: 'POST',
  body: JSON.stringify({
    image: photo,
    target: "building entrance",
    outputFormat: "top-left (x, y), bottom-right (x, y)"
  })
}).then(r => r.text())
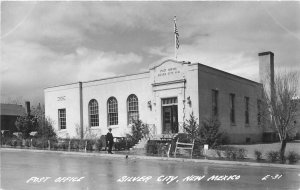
top-left (162, 98), bottom-right (178, 134)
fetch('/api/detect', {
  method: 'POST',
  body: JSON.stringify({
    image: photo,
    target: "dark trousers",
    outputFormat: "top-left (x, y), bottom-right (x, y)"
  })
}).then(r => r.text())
top-left (107, 141), bottom-right (113, 153)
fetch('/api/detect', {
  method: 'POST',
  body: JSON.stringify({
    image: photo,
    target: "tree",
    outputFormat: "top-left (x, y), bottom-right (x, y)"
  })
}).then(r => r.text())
top-left (183, 112), bottom-right (199, 141)
top-left (15, 114), bottom-right (38, 139)
top-left (32, 103), bottom-right (57, 139)
top-left (130, 119), bottom-right (150, 144)
top-left (183, 113), bottom-right (223, 148)
top-left (15, 103), bottom-right (56, 139)
top-left (263, 71), bottom-right (299, 163)
top-left (199, 118), bottom-right (223, 148)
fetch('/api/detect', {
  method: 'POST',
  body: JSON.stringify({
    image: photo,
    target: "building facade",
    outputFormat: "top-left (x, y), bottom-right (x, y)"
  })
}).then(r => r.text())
top-left (45, 52), bottom-right (274, 143)
top-left (1, 103), bottom-right (26, 133)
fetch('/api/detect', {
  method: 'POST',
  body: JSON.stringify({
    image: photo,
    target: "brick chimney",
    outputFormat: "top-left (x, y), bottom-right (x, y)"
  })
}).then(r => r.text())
top-left (25, 101), bottom-right (31, 116)
top-left (258, 51), bottom-right (274, 98)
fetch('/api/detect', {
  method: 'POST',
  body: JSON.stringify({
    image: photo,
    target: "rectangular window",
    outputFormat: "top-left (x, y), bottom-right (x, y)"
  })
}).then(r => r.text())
top-left (230, 93), bottom-right (235, 124)
top-left (245, 97), bottom-right (250, 124)
top-left (58, 109), bottom-right (66, 130)
top-left (212, 90), bottom-right (219, 118)
top-left (257, 99), bottom-right (261, 125)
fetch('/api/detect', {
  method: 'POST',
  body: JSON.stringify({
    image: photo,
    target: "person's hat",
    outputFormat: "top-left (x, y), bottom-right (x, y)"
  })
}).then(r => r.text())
top-left (108, 128), bottom-right (112, 131)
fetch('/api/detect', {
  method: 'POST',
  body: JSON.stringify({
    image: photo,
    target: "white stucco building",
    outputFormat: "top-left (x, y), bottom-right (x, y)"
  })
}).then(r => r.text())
top-left (45, 52), bottom-right (274, 143)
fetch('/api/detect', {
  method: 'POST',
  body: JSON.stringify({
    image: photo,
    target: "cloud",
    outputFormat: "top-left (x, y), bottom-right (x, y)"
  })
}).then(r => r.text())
top-left (1, 1), bottom-right (300, 105)
top-left (1, 40), bottom-right (143, 104)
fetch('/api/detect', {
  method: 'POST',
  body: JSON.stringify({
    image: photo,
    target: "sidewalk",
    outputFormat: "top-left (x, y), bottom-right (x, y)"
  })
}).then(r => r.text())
top-left (1, 147), bottom-right (299, 169)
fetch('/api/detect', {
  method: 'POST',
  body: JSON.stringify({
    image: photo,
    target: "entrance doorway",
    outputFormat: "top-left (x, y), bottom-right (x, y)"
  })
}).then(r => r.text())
top-left (162, 98), bottom-right (178, 134)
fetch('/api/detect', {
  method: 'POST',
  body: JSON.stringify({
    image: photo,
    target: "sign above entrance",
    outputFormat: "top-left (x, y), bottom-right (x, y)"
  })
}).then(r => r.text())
top-left (151, 59), bottom-right (187, 84)
top-left (157, 67), bottom-right (180, 77)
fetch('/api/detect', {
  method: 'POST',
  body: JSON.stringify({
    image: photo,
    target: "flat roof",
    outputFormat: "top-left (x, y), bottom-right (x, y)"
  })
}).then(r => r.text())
top-left (0, 104), bottom-right (25, 116)
top-left (192, 62), bottom-right (262, 86)
top-left (45, 71), bottom-right (150, 89)
top-left (45, 60), bottom-right (261, 89)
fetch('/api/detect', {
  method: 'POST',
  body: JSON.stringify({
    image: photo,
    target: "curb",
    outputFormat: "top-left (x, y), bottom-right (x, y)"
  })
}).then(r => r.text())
top-left (1, 147), bottom-right (299, 169)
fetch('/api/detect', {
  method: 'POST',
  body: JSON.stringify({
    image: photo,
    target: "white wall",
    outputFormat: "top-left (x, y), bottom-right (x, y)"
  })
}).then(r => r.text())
top-left (44, 83), bottom-right (81, 138)
top-left (81, 72), bottom-right (153, 137)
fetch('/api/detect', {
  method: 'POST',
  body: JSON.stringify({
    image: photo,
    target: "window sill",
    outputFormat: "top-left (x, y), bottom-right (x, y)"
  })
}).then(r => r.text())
top-left (90, 126), bottom-right (101, 129)
top-left (108, 125), bottom-right (119, 129)
top-left (58, 129), bottom-right (67, 132)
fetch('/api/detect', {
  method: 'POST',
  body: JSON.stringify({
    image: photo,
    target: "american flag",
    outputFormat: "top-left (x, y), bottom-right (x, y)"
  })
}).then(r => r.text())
top-left (174, 17), bottom-right (180, 49)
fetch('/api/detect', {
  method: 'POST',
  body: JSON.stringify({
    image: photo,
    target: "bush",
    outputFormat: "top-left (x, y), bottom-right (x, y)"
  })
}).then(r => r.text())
top-left (266, 151), bottom-right (280, 163)
top-left (131, 119), bottom-right (150, 145)
top-left (254, 150), bottom-right (262, 161)
top-left (146, 140), bottom-right (159, 154)
top-left (35, 117), bottom-right (57, 140)
top-left (114, 138), bottom-right (129, 151)
top-left (183, 113), bottom-right (199, 141)
top-left (224, 147), bottom-right (238, 160)
top-left (222, 147), bottom-right (247, 160)
top-left (70, 139), bottom-right (80, 150)
top-left (24, 139), bottom-right (31, 147)
top-left (33, 138), bottom-right (49, 149)
top-left (215, 149), bottom-right (223, 158)
top-left (237, 148), bottom-right (247, 159)
top-left (85, 140), bottom-right (95, 151)
top-left (199, 118), bottom-right (223, 149)
top-left (15, 114), bottom-right (38, 139)
top-left (146, 140), bottom-right (169, 155)
top-left (287, 151), bottom-right (299, 164)
top-left (95, 139), bottom-right (103, 151)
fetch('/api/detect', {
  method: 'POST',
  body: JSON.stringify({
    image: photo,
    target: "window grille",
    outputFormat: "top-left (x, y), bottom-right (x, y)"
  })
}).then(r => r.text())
top-left (127, 94), bottom-right (139, 124)
top-left (89, 99), bottom-right (99, 127)
top-left (108, 97), bottom-right (118, 125)
top-left (58, 109), bottom-right (66, 130)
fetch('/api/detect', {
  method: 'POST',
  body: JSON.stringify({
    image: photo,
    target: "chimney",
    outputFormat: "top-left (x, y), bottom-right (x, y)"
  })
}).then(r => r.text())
top-left (25, 101), bottom-right (31, 116)
top-left (258, 51), bottom-right (274, 99)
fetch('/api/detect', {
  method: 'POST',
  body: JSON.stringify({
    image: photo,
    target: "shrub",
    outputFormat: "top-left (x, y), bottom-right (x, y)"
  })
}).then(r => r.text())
top-left (146, 140), bottom-right (168, 155)
top-left (16, 139), bottom-right (22, 147)
top-left (15, 114), bottom-right (38, 139)
top-left (146, 140), bottom-right (159, 154)
top-left (35, 117), bottom-right (57, 140)
top-left (222, 147), bottom-right (247, 160)
top-left (95, 139), bottom-right (103, 151)
top-left (215, 149), bottom-right (223, 158)
top-left (287, 151), bottom-right (299, 164)
top-left (183, 113), bottom-right (199, 141)
top-left (33, 138), bottom-right (49, 149)
top-left (131, 119), bottom-right (150, 145)
top-left (114, 138), bottom-right (128, 151)
top-left (24, 139), bottom-right (31, 147)
top-left (237, 148), bottom-right (247, 159)
top-left (85, 140), bottom-right (95, 151)
top-left (266, 151), bottom-right (280, 163)
top-left (254, 150), bottom-right (263, 161)
top-left (199, 118), bottom-right (223, 149)
top-left (224, 147), bottom-right (238, 160)
top-left (70, 139), bottom-right (80, 150)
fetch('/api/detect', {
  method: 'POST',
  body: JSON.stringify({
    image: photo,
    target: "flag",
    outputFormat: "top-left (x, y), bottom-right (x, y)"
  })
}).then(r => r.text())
top-left (174, 16), bottom-right (180, 49)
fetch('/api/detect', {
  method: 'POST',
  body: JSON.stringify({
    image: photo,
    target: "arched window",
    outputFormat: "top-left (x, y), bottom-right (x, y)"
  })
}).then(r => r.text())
top-left (107, 97), bottom-right (118, 126)
top-left (127, 94), bottom-right (139, 124)
top-left (89, 99), bottom-right (99, 127)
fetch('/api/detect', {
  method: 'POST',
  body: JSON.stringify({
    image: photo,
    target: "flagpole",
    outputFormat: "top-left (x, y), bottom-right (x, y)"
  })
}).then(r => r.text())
top-left (174, 16), bottom-right (177, 60)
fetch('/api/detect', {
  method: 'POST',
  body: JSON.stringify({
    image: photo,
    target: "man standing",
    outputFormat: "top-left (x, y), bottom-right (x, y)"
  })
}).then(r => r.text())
top-left (106, 128), bottom-right (114, 154)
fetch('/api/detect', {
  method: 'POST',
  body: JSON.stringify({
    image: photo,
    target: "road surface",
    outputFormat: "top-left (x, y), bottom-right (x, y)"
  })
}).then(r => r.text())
top-left (1, 149), bottom-right (299, 190)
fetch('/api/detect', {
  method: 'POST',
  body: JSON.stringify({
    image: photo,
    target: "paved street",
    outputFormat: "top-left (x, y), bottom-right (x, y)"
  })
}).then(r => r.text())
top-left (1, 149), bottom-right (299, 190)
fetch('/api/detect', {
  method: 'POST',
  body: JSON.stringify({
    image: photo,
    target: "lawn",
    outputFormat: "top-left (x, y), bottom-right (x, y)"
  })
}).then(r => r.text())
top-left (227, 141), bottom-right (300, 160)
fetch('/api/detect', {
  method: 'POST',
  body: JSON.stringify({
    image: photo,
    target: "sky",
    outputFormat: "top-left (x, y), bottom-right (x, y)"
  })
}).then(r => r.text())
top-left (1, 1), bottom-right (300, 106)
